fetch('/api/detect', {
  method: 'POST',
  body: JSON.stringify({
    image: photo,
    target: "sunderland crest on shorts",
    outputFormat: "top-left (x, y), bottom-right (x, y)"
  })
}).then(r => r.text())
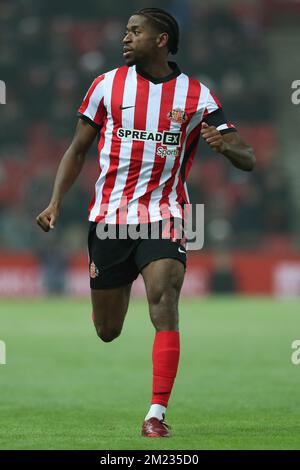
top-left (90, 261), bottom-right (99, 278)
top-left (168, 108), bottom-right (187, 124)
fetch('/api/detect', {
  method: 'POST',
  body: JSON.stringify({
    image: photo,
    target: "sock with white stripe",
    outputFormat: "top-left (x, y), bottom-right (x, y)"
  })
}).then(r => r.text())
top-left (145, 404), bottom-right (167, 421)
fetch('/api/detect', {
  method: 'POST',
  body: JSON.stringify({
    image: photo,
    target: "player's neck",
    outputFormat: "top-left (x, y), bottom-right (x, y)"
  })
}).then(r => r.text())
top-left (136, 59), bottom-right (173, 79)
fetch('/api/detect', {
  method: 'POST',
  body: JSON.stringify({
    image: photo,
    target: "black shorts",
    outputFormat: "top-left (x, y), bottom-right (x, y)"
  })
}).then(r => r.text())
top-left (87, 219), bottom-right (187, 289)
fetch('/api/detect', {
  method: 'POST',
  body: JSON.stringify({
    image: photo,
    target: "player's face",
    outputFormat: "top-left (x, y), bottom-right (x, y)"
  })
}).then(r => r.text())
top-left (123, 15), bottom-right (160, 66)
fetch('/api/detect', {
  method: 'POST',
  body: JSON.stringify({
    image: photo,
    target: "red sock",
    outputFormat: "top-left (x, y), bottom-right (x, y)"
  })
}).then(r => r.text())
top-left (92, 311), bottom-right (95, 322)
top-left (151, 330), bottom-right (180, 407)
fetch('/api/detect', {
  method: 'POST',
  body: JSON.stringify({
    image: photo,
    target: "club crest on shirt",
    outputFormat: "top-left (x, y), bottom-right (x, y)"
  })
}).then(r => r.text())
top-left (168, 108), bottom-right (187, 124)
top-left (90, 261), bottom-right (99, 278)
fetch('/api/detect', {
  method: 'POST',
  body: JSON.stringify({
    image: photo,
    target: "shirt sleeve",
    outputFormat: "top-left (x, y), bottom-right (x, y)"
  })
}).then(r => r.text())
top-left (202, 90), bottom-right (236, 135)
top-left (77, 74), bottom-right (106, 130)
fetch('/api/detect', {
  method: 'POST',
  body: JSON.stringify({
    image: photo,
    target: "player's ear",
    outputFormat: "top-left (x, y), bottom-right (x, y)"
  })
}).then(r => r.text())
top-left (157, 32), bottom-right (169, 49)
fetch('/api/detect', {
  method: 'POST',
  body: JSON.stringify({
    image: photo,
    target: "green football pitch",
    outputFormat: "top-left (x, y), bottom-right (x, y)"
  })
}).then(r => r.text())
top-left (0, 297), bottom-right (299, 450)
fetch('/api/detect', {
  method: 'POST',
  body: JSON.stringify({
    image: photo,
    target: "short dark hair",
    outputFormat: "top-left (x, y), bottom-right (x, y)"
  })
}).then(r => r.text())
top-left (134, 7), bottom-right (179, 55)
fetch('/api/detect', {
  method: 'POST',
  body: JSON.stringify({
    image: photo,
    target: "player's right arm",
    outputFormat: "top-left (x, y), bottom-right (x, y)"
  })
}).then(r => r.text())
top-left (36, 119), bottom-right (97, 232)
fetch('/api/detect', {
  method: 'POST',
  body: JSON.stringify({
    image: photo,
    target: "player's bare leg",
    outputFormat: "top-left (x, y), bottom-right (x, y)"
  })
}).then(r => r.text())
top-left (142, 258), bottom-right (184, 331)
top-left (141, 258), bottom-right (185, 437)
top-left (91, 283), bottom-right (132, 342)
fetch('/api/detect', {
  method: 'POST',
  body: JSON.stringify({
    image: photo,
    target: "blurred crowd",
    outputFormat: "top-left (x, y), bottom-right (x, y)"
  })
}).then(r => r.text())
top-left (0, 0), bottom-right (293, 259)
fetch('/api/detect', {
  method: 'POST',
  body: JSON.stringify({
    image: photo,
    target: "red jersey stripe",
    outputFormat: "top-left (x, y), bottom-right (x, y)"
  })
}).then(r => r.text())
top-left (94, 97), bottom-right (106, 127)
top-left (210, 91), bottom-right (222, 108)
top-left (88, 116), bottom-right (108, 217)
top-left (178, 121), bottom-right (203, 205)
top-left (78, 74), bottom-right (105, 115)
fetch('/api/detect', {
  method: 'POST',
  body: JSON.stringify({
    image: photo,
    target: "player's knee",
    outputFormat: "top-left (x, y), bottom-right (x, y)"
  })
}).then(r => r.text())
top-left (148, 283), bottom-right (179, 307)
top-left (147, 268), bottom-right (182, 307)
top-left (94, 325), bottom-right (121, 343)
top-left (147, 283), bottom-right (180, 330)
top-left (147, 284), bottom-right (164, 306)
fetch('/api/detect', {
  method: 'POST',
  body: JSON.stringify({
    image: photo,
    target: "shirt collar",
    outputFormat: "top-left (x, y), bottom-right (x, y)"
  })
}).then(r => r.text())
top-left (135, 61), bottom-right (181, 84)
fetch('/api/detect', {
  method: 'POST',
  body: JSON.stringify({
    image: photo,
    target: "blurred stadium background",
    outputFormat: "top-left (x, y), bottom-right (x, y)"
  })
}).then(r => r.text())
top-left (1, 0), bottom-right (300, 451)
top-left (1, 0), bottom-right (300, 298)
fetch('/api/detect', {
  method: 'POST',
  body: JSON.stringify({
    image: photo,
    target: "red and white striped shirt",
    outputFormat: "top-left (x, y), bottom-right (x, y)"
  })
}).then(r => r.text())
top-left (78, 62), bottom-right (235, 224)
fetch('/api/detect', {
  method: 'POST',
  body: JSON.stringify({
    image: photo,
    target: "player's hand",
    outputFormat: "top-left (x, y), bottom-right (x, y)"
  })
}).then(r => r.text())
top-left (201, 122), bottom-right (227, 153)
top-left (36, 204), bottom-right (59, 232)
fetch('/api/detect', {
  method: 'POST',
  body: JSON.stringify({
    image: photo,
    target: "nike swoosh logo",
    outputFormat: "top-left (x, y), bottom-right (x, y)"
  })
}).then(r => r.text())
top-left (178, 247), bottom-right (186, 254)
top-left (119, 105), bottom-right (135, 110)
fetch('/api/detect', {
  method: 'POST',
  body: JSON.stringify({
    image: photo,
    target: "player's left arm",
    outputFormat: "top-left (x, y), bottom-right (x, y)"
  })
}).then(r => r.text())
top-left (201, 123), bottom-right (256, 171)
